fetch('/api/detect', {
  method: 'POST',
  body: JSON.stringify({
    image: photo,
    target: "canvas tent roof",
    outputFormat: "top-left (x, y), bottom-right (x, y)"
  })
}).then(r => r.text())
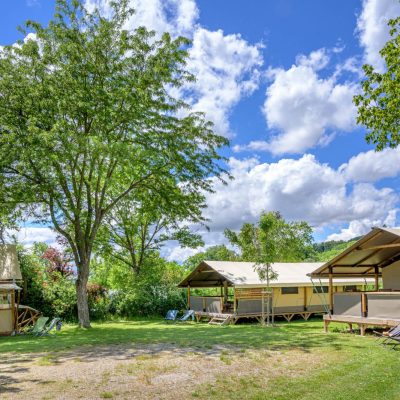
top-left (310, 227), bottom-right (400, 278)
top-left (178, 260), bottom-right (373, 288)
top-left (0, 244), bottom-right (22, 281)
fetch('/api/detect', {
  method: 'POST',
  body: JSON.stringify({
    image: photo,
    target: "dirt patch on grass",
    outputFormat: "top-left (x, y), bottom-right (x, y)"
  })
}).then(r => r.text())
top-left (0, 343), bottom-right (330, 400)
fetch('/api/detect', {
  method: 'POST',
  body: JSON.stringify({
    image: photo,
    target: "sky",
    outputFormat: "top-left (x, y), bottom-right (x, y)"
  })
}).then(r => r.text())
top-left (2, 0), bottom-right (400, 261)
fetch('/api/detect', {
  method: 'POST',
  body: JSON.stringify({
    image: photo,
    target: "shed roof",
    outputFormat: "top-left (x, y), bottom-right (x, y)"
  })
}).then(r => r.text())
top-left (310, 227), bottom-right (400, 278)
top-left (0, 245), bottom-right (22, 281)
top-left (178, 260), bottom-right (373, 288)
top-left (0, 283), bottom-right (22, 291)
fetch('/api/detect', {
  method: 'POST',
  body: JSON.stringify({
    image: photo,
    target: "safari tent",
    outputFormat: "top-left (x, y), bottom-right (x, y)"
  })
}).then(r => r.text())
top-left (178, 261), bottom-right (371, 324)
top-left (310, 227), bottom-right (400, 335)
top-left (0, 244), bottom-right (22, 335)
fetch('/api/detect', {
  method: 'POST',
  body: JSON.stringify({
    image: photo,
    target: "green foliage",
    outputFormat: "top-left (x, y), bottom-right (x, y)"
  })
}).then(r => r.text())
top-left (91, 253), bottom-right (187, 317)
top-left (225, 211), bottom-right (315, 282)
top-left (95, 185), bottom-right (204, 275)
top-left (183, 245), bottom-right (237, 271)
top-left (313, 240), bottom-right (357, 262)
top-left (18, 243), bottom-right (77, 321)
top-left (0, 0), bottom-right (227, 325)
top-left (354, 16), bottom-right (400, 150)
top-left (312, 238), bottom-right (360, 254)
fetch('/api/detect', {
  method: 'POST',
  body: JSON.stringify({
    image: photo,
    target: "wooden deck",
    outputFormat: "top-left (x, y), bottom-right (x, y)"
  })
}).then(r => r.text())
top-left (195, 310), bottom-right (323, 325)
top-left (323, 314), bottom-right (400, 336)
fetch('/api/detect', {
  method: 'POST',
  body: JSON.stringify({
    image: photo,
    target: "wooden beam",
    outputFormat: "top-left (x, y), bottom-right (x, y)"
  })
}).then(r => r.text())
top-left (223, 280), bottom-right (228, 304)
top-left (378, 251), bottom-right (400, 269)
top-left (329, 267), bottom-right (333, 314)
top-left (331, 230), bottom-right (383, 265)
top-left (351, 238), bottom-right (400, 268)
top-left (10, 289), bottom-right (15, 332)
top-left (303, 286), bottom-right (307, 311)
top-left (361, 293), bottom-right (367, 317)
top-left (357, 242), bottom-right (400, 251)
top-left (374, 266), bottom-right (379, 291)
top-left (187, 285), bottom-right (191, 309)
top-left (311, 273), bottom-right (380, 278)
top-left (312, 230), bottom-right (384, 277)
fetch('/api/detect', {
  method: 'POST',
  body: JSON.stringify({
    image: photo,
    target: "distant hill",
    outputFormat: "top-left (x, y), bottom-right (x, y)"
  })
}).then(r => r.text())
top-left (313, 237), bottom-right (361, 262)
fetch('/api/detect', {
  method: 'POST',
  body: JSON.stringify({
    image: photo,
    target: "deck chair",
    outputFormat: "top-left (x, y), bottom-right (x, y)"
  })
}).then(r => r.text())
top-left (374, 324), bottom-right (400, 345)
top-left (27, 316), bottom-right (49, 335)
top-left (165, 310), bottom-right (179, 321)
top-left (382, 334), bottom-right (400, 350)
top-left (178, 310), bottom-right (195, 322)
top-left (38, 318), bottom-right (61, 336)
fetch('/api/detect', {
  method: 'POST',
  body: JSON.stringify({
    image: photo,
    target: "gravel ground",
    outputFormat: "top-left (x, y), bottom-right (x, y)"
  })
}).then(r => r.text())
top-left (0, 343), bottom-right (324, 399)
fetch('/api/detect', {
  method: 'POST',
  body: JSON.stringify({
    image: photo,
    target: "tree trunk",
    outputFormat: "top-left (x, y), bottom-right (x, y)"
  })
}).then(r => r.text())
top-left (76, 261), bottom-right (91, 328)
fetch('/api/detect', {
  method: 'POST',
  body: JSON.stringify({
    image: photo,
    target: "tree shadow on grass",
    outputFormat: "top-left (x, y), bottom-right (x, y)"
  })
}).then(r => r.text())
top-left (0, 318), bottom-right (371, 358)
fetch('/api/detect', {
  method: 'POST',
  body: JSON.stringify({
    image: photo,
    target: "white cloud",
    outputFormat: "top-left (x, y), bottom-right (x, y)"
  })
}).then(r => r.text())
top-left (327, 209), bottom-right (398, 241)
top-left (182, 28), bottom-right (263, 136)
top-left (162, 244), bottom-right (201, 262)
top-left (84, 1), bottom-right (263, 137)
top-left (357, 0), bottom-right (400, 71)
top-left (295, 48), bottom-right (330, 70)
top-left (340, 147), bottom-right (400, 182)
top-left (84, 0), bottom-right (198, 38)
top-left (163, 152), bottom-right (399, 257)
top-left (235, 49), bottom-right (358, 155)
top-left (10, 227), bottom-right (57, 247)
top-left (200, 154), bottom-right (398, 244)
top-left (26, 0), bottom-right (40, 7)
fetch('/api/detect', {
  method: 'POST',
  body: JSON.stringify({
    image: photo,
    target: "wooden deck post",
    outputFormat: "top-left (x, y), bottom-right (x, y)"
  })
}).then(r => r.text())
top-left (329, 267), bottom-right (333, 314)
top-left (361, 292), bottom-right (367, 317)
top-left (233, 288), bottom-right (236, 314)
top-left (324, 318), bottom-right (330, 333)
top-left (187, 285), bottom-right (191, 309)
top-left (374, 266), bottom-right (379, 291)
top-left (223, 280), bottom-right (228, 304)
top-left (10, 289), bottom-right (15, 332)
top-left (303, 286), bottom-right (307, 311)
top-left (15, 288), bottom-right (20, 332)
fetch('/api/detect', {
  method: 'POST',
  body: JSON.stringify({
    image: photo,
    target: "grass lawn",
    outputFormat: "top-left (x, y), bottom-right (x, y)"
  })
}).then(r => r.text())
top-left (1, 318), bottom-right (400, 399)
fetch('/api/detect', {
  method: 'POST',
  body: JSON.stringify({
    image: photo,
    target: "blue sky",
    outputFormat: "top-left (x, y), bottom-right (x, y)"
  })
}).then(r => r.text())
top-left (2, 0), bottom-right (400, 260)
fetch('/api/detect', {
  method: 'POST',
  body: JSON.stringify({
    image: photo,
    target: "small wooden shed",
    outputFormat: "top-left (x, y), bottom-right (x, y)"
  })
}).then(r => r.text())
top-left (178, 261), bottom-right (372, 324)
top-left (0, 245), bottom-right (22, 335)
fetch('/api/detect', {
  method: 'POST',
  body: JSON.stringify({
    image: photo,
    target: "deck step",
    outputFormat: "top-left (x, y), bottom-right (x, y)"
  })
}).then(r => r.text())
top-left (208, 315), bottom-right (231, 326)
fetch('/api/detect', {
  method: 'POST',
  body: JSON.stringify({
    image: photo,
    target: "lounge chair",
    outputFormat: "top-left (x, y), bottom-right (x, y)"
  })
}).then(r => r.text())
top-left (178, 310), bottom-right (195, 322)
top-left (382, 335), bottom-right (400, 350)
top-left (39, 318), bottom-right (62, 336)
top-left (374, 324), bottom-right (400, 345)
top-left (26, 316), bottom-right (49, 335)
top-left (165, 310), bottom-right (179, 321)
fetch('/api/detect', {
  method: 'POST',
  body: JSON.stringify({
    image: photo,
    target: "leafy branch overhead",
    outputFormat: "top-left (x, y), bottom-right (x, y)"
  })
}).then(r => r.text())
top-left (354, 16), bottom-right (400, 150)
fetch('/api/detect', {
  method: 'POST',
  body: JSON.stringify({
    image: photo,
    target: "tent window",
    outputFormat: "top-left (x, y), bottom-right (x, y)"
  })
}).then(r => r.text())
top-left (344, 285), bottom-right (357, 292)
top-left (0, 292), bottom-right (10, 308)
top-left (281, 287), bottom-right (298, 295)
top-left (313, 286), bottom-right (328, 294)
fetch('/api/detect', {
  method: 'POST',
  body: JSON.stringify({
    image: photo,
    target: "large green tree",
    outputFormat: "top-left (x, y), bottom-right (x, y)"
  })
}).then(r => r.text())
top-left (354, 16), bottom-right (400, 150)
top-left (0, 0), bottom-right (227, 327)
top-left (96, 185), bottom-right (204, 275)
top-left (225, 211), bottom-right (314, 284)
top-left (183, 244), bottom-right (238, 271)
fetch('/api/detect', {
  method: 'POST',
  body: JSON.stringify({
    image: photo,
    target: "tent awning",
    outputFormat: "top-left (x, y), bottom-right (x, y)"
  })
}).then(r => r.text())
top-left (178, 260), bottom-right (373, 288)
top-left (310, 227), bottom-right (400, 278)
